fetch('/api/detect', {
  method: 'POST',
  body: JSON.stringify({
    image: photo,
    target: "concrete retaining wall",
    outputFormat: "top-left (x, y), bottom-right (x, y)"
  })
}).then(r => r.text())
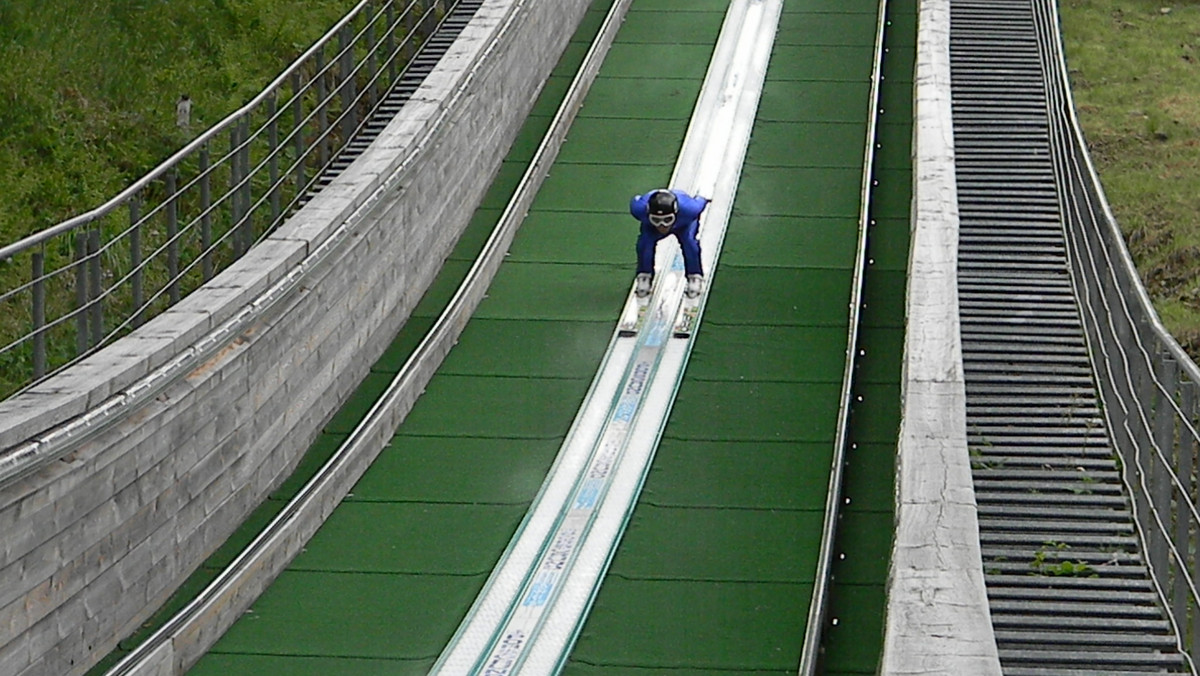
top-left (0, 1), bottom-right (592, 673)
top-left (879, 0), bottom-right (1002, 673)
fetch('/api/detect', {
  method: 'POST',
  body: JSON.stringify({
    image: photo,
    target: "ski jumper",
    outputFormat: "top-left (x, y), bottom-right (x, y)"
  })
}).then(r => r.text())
top-left (630, 189), bottom-right (710, 276)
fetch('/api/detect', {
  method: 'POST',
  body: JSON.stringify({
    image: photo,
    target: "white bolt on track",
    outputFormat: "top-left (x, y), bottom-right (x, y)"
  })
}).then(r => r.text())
top-left (431, 1), bottom-right (781, 674)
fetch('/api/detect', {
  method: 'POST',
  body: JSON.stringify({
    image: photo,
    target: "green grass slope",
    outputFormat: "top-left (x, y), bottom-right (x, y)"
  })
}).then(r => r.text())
top-left (0, 0), bottom-right (355, 242)
top-left (1062, 0), bottom-right (1200, 357)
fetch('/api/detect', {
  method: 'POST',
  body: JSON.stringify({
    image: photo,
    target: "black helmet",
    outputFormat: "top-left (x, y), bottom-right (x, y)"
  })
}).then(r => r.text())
top-left (648, 189), bottom-right (678, 216)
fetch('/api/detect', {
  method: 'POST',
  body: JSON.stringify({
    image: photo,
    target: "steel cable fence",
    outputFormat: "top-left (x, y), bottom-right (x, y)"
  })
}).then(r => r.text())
top-left (1038, 0), bottom-right (1200, 667)
top-left (0, 0), bottom-right (454, 401)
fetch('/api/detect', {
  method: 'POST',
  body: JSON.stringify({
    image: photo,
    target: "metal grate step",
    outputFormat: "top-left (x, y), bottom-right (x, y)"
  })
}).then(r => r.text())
top-left (950, 0), bottom-right (1187, 672)
top-left (298, 0), bottom-right (484, 207)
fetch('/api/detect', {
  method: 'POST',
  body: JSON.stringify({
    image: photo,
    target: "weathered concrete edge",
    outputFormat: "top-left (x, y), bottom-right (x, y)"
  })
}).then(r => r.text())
top-left (879, 0), bottom-right (1003, 674)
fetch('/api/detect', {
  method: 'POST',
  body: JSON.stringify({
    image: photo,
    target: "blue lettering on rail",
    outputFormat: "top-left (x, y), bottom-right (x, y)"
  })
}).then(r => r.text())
top-left (624, 361), bottom-right (650, 396)
top-left (614, 399), bottom-right (637, 423)
top-left (482, 630), bottom-right (526, 676)
top-left (575, 478), bottom-right (603, 509)
top-left (523, 573), bottom-right (555, 607)
top-left (542, 528), bottom-right (578, 572)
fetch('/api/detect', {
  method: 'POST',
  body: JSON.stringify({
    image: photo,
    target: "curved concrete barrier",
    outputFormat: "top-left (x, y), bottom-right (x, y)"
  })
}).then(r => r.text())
top-left (880, 0), bottom-right (1003, 673)
top-left (0, 1), bottom-right (592, 674)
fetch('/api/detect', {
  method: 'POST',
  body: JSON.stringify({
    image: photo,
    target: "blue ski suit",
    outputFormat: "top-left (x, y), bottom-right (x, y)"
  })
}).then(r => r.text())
top-left (630, 189), bottom-right (710, 277)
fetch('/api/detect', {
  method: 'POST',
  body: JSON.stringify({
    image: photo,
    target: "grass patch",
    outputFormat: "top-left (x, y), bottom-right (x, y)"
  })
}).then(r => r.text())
top-left (1062, 0), bottom-right (1200, 356)
top-left (0, 0), bottom-right (360, 398)
top-left (0, 0), bottom-right (357, 242)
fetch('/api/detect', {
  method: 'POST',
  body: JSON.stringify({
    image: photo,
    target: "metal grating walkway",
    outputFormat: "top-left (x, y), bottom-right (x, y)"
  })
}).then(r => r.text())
top-left (305, 0), bottom-right (484, 199)
top-left (950, 0), bottom-right (1187, 673)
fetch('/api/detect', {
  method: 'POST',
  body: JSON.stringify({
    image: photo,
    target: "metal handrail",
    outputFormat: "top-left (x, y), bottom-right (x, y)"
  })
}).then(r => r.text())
top-left (0, 0), bottom-right (452, 400)
top-left (0, 0), bottom-right (391, 259)
top-left (1038, 0), bottom-right (1200, 668)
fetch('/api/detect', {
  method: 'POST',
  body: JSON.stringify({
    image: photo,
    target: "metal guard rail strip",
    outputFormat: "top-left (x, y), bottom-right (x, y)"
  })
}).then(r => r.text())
top-left (1038, 0), bottom-right (1200, 667)
top-left (797, 0), bottom-right (891, 671)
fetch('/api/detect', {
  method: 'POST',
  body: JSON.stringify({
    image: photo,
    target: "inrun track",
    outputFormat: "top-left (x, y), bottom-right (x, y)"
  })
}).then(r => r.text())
top-left (86, 0), bottom-right (1194, 674)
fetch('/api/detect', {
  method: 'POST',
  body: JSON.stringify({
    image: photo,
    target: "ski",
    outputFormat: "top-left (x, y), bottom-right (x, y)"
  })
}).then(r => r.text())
top-left (672, 294), bottom-right (700, 338)
top-left (617, 289), bottom-right (650, 336)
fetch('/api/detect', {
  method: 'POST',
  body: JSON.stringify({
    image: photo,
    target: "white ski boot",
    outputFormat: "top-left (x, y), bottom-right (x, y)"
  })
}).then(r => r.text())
top-left (635, 273), bottom-right (653, 298)
top-left (685, 274), bottom-right (704, 299)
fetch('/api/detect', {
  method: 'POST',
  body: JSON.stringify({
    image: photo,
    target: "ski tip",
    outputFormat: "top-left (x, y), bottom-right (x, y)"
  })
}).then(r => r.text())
top-left (618, 328), bottom-right (637, 338)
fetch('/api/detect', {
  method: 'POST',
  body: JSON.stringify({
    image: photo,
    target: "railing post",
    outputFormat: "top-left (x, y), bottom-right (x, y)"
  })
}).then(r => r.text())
top-left (316, 46), bottom-right (329, 170)
top-left (230, 123), bottom-right (245, 257)
top-left (166, 171), bottom-right (180, 304)
top-left (1148, 352), bottom-right (1177, 588)
top-left (339, 23), bottom-right (356, 146)
top-left (87, 228), bottom-right (102, 348)
top-left (238, 117), bottom-right (253, 251)
top-left (366, 1), bottom-right (378, 112)
top-left (1176, 381), bottom-right (1198, 650)
top-left (268, 90), bottom-right (281, 228)
top-left (31, 251), bottom-right (45, 379)
top-left (292, 71), bottom-right (307, 201)
top-left (386, 1), bottom-right (397, 84)
top-left (1132, 404), bottom-right (1153, 543)
top-left (130, 197), bottom-right (144, 326)
top-left (200, 146), bottom-right (213, 281)
top-left (404, 2), bottom-right (417, 63)
top-left (74, 231), bottom-right (88, 356)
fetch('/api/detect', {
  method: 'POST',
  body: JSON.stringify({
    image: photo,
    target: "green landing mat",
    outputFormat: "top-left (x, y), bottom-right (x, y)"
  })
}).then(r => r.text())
top-left (599, 43), bottom-right (717, 80)
top-left (686, 324), bottom-right (853, 383)
top-left (860, 268), bottom-right (908, 326)
top-left (203, 570), bottom-right (480, 659)
top-left (733, 166), bottom-right (866, 217)
top-left (756, 81), bottom-right (872, 124)
top-left (574, 76), bottom-right (703, 120)
top-left (840, 441), bottom-right (899, 513)
top-left (285, 502), bottom-right (526, 574)
top-left (866, 217), bottom-right (914, 271)
top-left (705, 267), bottom-right (854, 326)
top-left (819, 583), bottom-right (890, 675)
top-left (767, 45), bottom-right (877, 80)
top-left (640, 439), bottom-right (834, 510)
top-left (436, 319), bottom-right (614, 377)
top-left (392, 374), bottom-right (590, 438)
top-left (470, 261), bottom-right (629, 320)
top-left (776, 12), bottom-right (883, 46)
top-left (555, 118), bottom-right (689, 164)
top-left (744, 121), bottom-right (868, 168)
top-left (717, 215), bottom-right (860, 268)
top-left (530, 163), bottom-right (673, 212)
top-left (665, 380), bottom-right (843, 442)
top-left (827, 509), bottom-right (894, 584)
top-left (194, 654), bottom-right (432, 676)
top-left (568, 579), bottom-right (811, 671)
top-left (566, 2), bottom-right (889, 674)
top-left (507, 211), bottom-right (643, 264)
top-left (855, 326), bottom-right (905, 383)
top-left (350, 436), bottom-right (563, 503)
top-left (613, 505), bottom-right (826, 581)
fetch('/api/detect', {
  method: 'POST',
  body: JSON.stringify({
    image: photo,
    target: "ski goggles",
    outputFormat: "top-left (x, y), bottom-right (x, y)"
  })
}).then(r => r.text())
top-left (648, 212), bottom-right (676, 229)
